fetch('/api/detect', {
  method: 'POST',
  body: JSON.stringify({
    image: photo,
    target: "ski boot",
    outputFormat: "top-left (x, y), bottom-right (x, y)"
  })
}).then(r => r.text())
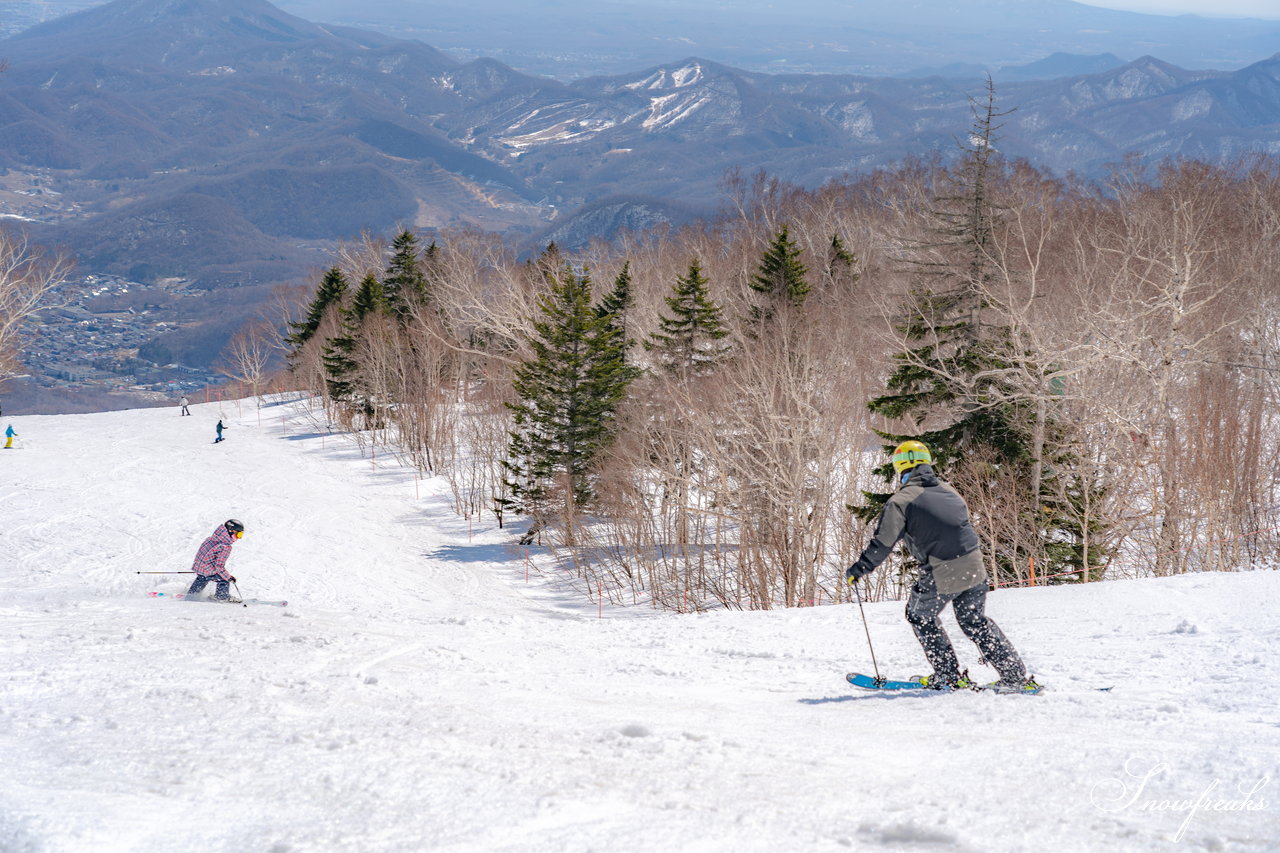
top-left (987, 675), bottom-right (1044, 695)
top-left (912, 669), bottom-right (977, 691)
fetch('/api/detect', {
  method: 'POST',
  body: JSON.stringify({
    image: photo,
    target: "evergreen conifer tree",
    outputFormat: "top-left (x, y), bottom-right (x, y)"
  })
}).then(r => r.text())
top-left (645, 260), bottom-right (729, 378)
top-left (348, 271), bottom-right (387, 320)
top-left (323, 272), bottom-right (386, 414)
top-left (824, 234), bottom-right (860, 290)
top-left (749, 226), bottom-right (810, 323)
top-left (287, 267), bottom-right (348, 355)
top-left (504, 264), bottom-right (635, 539)
top-left (596, 261), bottom-right (635, 345)
top-left (422, 240), bottom-right (442, 293)
top-left (595, 261), bottom-right (641, 391)
top-left (382, 229), bottom-right (428, 318)
top-left (527, 242), bottom-right (564, 285)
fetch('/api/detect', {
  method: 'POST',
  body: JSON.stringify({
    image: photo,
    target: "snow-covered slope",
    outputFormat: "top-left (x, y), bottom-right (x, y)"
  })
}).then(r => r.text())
top-left (1, 397), bottom-right (1277, 852)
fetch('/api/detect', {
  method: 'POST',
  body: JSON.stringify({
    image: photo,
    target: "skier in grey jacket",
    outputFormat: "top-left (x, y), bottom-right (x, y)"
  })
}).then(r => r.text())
top-left (846, 440), bottom-right (1035, 691)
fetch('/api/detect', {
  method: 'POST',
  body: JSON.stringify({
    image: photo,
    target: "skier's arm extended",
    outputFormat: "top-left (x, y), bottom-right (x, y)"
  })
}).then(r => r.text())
top-left (847, 498), bottom-right (907, 581)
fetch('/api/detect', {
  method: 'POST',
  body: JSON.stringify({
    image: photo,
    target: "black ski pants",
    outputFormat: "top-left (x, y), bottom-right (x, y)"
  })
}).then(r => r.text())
top-left (905, 570), bottom-right (1026, 684)
top-left (187, 574), bottom-right (232, 600)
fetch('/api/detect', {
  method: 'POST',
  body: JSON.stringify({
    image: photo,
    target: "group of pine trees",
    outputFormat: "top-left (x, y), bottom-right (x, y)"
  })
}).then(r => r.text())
top-left (281, 93), bottom-right (1280, 610)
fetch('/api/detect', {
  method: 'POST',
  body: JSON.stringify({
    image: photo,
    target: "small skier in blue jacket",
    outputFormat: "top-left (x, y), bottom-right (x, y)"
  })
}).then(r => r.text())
top-left (4, 424), bottom-right (16, 449)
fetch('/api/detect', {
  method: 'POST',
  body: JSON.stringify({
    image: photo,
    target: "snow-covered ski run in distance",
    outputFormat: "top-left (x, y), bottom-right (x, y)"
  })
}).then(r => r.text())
top-left (1, 395), bottom-right (1276, 852)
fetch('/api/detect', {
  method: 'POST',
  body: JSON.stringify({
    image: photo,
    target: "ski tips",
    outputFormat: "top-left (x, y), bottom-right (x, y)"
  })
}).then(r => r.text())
top-left (147, 591), bottom-right (288, 607)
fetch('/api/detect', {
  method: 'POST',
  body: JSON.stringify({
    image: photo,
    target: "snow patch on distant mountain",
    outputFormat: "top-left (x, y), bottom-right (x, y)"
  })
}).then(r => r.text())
top-left (642, 91), bottom-right (713, 130)
top-left (822, 100), bottom-right (878, 141)
top-left (1173, 89), bottom-right (1214, 121)
top-left (498, 104), bottom-right (622, 150)
top-left (625, 62), bottom-right (706, 92)
top-left (1106, 67), bottom-right (1165, 100)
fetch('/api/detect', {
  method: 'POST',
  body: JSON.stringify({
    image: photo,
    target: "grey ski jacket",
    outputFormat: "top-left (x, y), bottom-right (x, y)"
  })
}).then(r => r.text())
top-left (854, 464), bottom-right (987, 595)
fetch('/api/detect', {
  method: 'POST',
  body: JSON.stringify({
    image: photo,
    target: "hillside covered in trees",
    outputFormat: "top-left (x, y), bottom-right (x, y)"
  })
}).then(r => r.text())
top-left (275, 131), bottom-right (1280, 610)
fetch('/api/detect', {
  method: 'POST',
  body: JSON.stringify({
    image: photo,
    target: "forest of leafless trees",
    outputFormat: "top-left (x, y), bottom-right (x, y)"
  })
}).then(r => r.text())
top-left (278, 154), bottom-right (1280, 611)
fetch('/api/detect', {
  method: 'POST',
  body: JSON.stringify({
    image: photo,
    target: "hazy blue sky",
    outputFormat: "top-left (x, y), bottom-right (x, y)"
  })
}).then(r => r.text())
top-left (1080, 0), bottom-right (1280, 17)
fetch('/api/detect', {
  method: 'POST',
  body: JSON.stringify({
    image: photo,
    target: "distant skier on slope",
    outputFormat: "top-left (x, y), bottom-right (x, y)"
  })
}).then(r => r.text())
top-left (179, 396), bottom-right (190, 416)
top-left (187, 519), bottom-right (245, 601)
top-left (846, 440), bottom-right (1038, 693)
top-left (214, 419), bottom-right (226, 443)
top-left (4, 423), bottom-right (16, 449)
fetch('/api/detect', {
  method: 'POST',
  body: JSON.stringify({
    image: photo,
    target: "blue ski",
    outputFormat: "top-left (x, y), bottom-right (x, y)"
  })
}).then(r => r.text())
top-left (846, 672), bottom-right (934, 691)
top-left (846, 672), bottom-right (1055, 694)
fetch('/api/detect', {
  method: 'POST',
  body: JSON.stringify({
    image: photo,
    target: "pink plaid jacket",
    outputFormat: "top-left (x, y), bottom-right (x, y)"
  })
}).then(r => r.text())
top-left (191, 525), bottom-right (235, 579)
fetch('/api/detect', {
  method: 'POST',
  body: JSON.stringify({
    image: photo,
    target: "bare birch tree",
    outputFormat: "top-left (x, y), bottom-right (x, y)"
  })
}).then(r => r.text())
top-left (0, 228), bottom-right (74, 382)
top-left (217, 321), bottom-right (278, 401)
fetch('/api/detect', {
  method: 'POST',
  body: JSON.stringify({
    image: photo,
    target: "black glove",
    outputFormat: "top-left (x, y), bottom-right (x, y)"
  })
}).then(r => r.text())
top-left (845, 559), bottom-right (874, 585)
top-left (229, 576), bottom-right (237, 583)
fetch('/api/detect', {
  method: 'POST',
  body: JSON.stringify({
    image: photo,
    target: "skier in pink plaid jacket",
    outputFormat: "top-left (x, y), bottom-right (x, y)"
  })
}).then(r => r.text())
top-left (186, 519), bottom-right (245, 601)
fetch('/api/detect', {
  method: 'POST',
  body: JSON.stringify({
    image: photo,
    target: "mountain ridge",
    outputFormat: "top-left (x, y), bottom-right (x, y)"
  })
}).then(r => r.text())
top-left (3, 0), bottom-right (1280, 395)
top-left (2, 0), bottom-right (1278, 260)
top-left (268, 0), bottom-right (1280, 78)
top-left (5, 0), bottom-right (386, 63)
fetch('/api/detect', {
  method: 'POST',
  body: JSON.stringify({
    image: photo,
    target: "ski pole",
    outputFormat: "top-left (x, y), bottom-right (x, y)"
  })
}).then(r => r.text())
top-left (233, 580), bottom-right (247, 607)
top-left (852, 581), bottom-right (882, 685)
top-left (135, 571), bottom-right (196, 574)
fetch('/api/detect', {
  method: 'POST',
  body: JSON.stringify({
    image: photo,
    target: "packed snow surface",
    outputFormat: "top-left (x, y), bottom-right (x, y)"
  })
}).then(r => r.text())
top-left (1, 397), bottom-right (1277, 852)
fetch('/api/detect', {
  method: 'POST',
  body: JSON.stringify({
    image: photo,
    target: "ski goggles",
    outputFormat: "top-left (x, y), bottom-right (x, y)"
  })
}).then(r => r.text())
top-left (233, 530), bottom-right (244, 539)
top-left (892, 449), bottom-right (931, 472)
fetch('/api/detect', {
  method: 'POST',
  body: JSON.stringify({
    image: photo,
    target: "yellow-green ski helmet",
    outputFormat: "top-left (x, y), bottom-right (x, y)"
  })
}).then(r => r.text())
top-left (891, 440), bottom-right (932, 474)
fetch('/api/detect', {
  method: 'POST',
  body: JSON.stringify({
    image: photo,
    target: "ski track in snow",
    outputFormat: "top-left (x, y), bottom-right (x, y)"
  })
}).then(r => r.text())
top-left (1, 396), bottom-right (1277, 852)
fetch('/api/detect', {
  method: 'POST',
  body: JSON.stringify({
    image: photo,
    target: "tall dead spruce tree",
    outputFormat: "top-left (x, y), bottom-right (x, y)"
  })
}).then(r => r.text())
top-left (865, 79), bottom-right (1101, 585)
top-left (504, 264), bottom-right (635, 545)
